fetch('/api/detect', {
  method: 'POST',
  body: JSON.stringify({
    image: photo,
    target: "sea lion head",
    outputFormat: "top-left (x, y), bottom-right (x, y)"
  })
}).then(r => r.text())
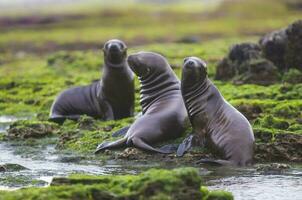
top-left (127, 51), bottom-right (169, 78)
top-left (103, 39), bottom-right (127, 65)
top-left (182, 57), bottom-right (207, 85)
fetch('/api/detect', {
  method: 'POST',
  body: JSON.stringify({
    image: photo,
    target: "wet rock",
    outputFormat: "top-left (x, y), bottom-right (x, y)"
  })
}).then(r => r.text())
top-left (57, 155), bottom-right (85, 163)
top-left (0, 175), bottom-right (47, 188)
top-left (0, 163), bottom-right (28, 172)
top-left (259, 29), bottom-right (288, 71)
top-left (215, 43), bottom-right (280, 85)
top-left (7, 120), bottom-right (58, 139)
top-left (0, 165), bottom-right (6, 172)
top-left (285, 20), bottom-right (302, 70)
top-left (256, 163), bottom-right (291, 175)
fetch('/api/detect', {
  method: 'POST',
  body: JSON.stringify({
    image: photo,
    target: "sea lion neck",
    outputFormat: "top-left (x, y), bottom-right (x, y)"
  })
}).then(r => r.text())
top-left (181, 78), bottom-right (210, 119)
top-left (139, 67), bottom-right (180, 114)
top-left (104, 59), bottom-right (128, 70)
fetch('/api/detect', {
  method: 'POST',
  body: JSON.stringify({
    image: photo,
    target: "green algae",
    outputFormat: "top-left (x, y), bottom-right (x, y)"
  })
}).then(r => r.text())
top-left (203, 190), bottom-right (234, 200)
top-left (0, 168), bottom-right (232, 200)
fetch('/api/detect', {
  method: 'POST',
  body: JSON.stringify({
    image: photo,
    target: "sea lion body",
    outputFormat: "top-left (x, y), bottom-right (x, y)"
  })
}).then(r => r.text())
top-left (49, 39), bottom-right (134, 123)
top-left (95, 52), bottom-right (187, 154)
top-left (179, 57), bottom-right (254, 166)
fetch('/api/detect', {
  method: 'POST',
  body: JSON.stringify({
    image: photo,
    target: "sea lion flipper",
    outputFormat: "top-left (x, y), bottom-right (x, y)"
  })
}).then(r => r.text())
top-left (176, 134), bottom-right (195, 157)
top-left (159, 144), bottom-right (179, 154)
top-left (131, 137), bottom-right (173, 154)
top-left (112, 126), bottom-right (131, 137)
top-left (95, 138), bottom-right (127, 154)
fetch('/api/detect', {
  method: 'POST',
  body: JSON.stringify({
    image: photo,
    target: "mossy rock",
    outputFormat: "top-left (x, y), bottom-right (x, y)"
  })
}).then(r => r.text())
top-left (283, 69), bottom-right (302, 84)
top-left (6, 120), bottom-right (59, 139)
top-left (0, 168), bottom-right (228, 200)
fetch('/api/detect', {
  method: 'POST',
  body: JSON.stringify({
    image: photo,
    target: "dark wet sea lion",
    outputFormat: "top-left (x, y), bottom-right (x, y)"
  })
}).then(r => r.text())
top-left (177, 57), bottom-right (254, 166)
top-left (95, 52), bottom-right (188, 154)
top-left (49, 39), bottom-right (135, 123)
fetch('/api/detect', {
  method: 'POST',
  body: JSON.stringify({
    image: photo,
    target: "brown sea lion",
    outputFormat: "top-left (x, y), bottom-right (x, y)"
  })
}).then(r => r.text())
top-left (177, 57), bottom-right (255, 166)
top-left (49, 39), bottom-right (135, 124)
top-left (95, 52), bottom-right (187, 154)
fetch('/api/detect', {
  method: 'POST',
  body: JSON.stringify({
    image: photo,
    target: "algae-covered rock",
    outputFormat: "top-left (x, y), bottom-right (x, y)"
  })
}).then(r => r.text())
top-left (259, 20), bottom-right (302, 73)
top-left (215, 43), bottom-right (279, 85)
top-left (254, 132), bottom-right (302, 162)
top-left (6, 120), bottom-right (59, 139)
top-left (0, 168), bottom-right (232, 200)
top-left (285, 20), bottom-right (302, 70)
top-left (259, 29), bottom-right (288, 71)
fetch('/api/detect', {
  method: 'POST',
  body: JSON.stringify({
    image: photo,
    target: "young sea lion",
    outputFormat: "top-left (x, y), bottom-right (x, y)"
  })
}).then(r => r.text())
top-left (49, 39), bottom-right (135, 124)
top-left (177, 57), bottom-right (255, 166)
top-left (95, 52), bottom-right (187, 154)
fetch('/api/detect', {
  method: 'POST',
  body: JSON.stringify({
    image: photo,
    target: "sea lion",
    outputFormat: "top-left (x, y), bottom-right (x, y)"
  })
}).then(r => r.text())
top-left (49, 39), bottom-right (135, 124)
top-left (95, 52), bottom-right (187, 154)
top-left (177, 57), bottom-right (255, 166)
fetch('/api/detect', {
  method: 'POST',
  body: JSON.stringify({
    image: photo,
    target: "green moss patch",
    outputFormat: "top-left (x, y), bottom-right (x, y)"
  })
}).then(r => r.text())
top-left (0, 168), bottom-right (232, 200)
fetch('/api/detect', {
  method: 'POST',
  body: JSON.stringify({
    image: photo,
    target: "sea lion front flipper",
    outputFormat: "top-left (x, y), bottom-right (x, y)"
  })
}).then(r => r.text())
top-left (176, 134), bottom-right (195, 157)
top-left (95, 138), bottom-right (127, 154)
top-left (112, 126), bottom-right (131, 137)
top-left (131, 137), bottom-right (173, 154)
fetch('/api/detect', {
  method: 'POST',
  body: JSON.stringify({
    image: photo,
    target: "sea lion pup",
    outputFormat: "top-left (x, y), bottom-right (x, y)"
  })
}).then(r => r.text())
top-left (49, 39), bottom-right (135, 124)
top-left (177, 57), bottom-right (254, 166)
top-left (95, 52), bottom-right (187, 154)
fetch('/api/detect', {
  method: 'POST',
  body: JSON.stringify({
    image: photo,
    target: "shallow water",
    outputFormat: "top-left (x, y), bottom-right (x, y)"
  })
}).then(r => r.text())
top-left (205, 165), bottom-right (302, 200)
top-left (0, 116), bottom-right (302, 199)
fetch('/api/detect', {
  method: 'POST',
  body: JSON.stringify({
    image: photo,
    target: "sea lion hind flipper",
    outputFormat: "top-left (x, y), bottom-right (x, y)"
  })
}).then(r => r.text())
top-left (131, 137), bottom-right (173, 154)
top-left (95, 138), bottom-right (127, 154)
top-left (196, 159), bottom-right (234, 166)
top-left (112, 126), bottom-right (131, 137)
top-left (176, 134), bottom-right (195, 157)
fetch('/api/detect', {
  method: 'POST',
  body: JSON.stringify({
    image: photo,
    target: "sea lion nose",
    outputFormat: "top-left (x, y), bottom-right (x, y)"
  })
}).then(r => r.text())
top-left (184, 59), bottom-right (194, 68)
top-left (188, 61), bottom-right (194, 66)
top-left (108, 43), bottom-right (120, 51)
